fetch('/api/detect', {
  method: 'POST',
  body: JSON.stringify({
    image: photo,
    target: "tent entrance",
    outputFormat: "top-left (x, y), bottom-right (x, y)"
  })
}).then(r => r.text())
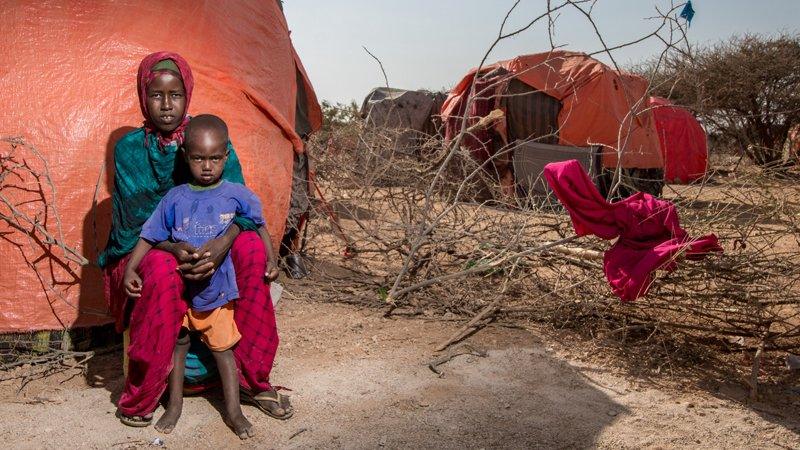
top-left (512, 142), bottom-right (601, 200)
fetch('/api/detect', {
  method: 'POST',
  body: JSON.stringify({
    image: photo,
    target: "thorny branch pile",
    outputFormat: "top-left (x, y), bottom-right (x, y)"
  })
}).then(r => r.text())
top-left (305, 112), bottom-right (800, 389)
top-left (1, 137), bottom-right (90, 380)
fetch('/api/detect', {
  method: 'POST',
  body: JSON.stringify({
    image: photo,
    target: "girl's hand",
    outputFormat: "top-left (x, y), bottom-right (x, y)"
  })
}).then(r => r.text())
top-left (182, 235), bottom-right (232, 281)
top-left (123, 271), bottom-right (143, 298)
top-left (265, 262), bottom-right (280, 282)
top-left (170, 241), bottom-right (201, 265)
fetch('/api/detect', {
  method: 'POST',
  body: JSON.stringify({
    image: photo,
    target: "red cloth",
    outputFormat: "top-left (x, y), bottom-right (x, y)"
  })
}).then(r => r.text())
top-left (543, 160), bottom-right (722, 301)
top-left (137, 51), bottom-right (194, 148)
top-left (104, 231), bottom-right (278, 417)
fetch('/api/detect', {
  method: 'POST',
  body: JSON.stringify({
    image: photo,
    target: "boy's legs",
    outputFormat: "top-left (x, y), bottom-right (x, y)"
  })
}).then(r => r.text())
top-left (188, 303), bottom-right (252, 439)
top-left (154, 328), bottom-right (190, 433)
top-left (213, 349), bottom-right (254, 439)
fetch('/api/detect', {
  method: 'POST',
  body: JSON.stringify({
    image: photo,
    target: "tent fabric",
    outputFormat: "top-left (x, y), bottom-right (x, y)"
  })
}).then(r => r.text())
top-left (512, 142), bottom-right (599, 196)
top-left (360, 87), bottom-right (444, 153)
top-left (501, 78), bottom-right (562, 146)
top-left (0, 0), bottom-right (321, 333)
top-left (441, 51), bottom-right (663, 169)
top-left (649, 97), bottom-right (708, 183)
top-left (443, 70), bottom-right (508, 162)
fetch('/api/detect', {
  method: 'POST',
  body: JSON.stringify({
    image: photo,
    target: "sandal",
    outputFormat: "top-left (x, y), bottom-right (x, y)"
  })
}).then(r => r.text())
top-left (240, 387), bottom-right (294, 420)
top-left (116, 410), bottom-right (153, 427)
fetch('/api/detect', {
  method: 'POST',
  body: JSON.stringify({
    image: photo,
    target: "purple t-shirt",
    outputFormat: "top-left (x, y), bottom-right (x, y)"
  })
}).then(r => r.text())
top-left (140, 180), bottom-right (265, 311)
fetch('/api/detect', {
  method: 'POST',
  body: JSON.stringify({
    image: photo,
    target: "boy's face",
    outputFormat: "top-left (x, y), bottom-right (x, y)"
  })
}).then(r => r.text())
top-left (145, 72), bottom-right (186, 134)
top-left (183, 130), bottom-right (228, 186)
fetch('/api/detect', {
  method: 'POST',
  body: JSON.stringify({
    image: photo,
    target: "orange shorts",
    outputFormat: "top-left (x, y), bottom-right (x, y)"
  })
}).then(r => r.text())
top-left (182, 303), bottom-right (241, 351)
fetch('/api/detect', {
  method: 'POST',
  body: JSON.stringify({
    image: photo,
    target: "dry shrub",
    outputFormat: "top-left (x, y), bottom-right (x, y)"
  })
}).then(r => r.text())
top-left (644, 33), bottom-right (800, 166)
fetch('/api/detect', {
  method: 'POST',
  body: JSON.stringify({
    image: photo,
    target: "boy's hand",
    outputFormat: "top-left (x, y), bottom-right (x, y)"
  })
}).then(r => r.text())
top-left (123, 270), bottom-right (143, 298)
top-left (265, 262), bottom-right (280, 282)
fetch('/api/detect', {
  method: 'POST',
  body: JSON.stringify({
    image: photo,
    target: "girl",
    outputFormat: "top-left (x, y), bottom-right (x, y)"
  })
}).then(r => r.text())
top-left (100, 52), bottom-right (292, 435)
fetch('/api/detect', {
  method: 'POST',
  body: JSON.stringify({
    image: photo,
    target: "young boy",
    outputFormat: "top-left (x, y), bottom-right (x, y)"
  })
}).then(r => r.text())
top-left (123, 114), bottom-right (279, 440)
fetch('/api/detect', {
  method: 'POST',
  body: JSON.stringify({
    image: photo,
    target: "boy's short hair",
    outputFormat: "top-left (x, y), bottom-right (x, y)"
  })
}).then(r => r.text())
top-left (185, 114), bottom-right (229, 147)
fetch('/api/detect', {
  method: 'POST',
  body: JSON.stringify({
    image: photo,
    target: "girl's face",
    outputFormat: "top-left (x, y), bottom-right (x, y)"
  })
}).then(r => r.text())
top-left (145, 72), bottom-right (186, 134)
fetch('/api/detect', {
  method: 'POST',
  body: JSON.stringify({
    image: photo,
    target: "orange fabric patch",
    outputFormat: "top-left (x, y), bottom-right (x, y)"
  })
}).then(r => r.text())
top-left (183, 303), bottom-right (241, 351)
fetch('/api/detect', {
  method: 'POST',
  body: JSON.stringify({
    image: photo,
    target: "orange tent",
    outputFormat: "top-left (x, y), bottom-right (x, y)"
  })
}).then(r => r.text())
top-left (0, 0), bottom-right (321, 333)
top-left (441, 51), bottom-right (662, 169)
top-left (649, 97), bottom-right (708, 183)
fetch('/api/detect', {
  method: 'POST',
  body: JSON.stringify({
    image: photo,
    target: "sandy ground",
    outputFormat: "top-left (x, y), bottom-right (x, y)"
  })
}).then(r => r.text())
top-left (1, 297), bottom-right (798, 449)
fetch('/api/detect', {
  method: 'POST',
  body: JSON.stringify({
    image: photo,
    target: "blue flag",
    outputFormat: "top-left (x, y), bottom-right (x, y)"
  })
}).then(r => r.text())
top-left (680, 1), bottom-right (695, 26)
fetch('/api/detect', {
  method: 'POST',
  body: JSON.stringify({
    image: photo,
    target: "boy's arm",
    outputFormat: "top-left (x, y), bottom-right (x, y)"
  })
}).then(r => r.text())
top-left (123, 238), bottom-right (154, 298)
top-left (257, 226), bottom-right (280, 282)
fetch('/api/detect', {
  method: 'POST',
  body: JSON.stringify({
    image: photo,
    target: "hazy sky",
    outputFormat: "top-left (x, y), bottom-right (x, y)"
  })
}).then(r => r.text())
top-left (284, 1), bottom-right (800, 104)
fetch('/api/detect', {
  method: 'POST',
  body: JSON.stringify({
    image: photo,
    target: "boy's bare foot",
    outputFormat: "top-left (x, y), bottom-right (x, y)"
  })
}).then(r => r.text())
top-left (154, 406), bottom-right (182, 434)
top-left (225, 413), bottom-right (255, 440)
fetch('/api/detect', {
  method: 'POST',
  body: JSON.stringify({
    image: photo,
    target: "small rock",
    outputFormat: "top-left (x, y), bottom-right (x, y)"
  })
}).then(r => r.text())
top-left (378, 436), bottom-right (387, 447)
top-left (786, 354), bottom-right (800, 371)
top-left (150, 437), bottom-right (164, 447)
top-left (727, 336), bottom-right (746, 346)
top-left (607, 410), bottom-right (618, 417)
top-left (504, 404), bottom-right (511, 409)
top-left (687, 403), bottom-right (696, 408)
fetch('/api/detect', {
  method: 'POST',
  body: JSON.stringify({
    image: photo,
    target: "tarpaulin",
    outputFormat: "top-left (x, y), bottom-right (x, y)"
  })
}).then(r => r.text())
top-left (360, 87), bottom-right (444, 153)
top-left (0, 0), bottom-right (321, 333)
top-left (649, 97), bottom-right (708, 183)
top-left (441, 51), bottom-right (663, 169)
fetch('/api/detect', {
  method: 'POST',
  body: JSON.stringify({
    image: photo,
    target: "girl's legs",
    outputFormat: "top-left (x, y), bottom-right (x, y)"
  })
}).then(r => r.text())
top-left (115, 250), bottom-right (188, 419)
top-left (229, 233), bottom-right (282, 398)
top-left (154, 329), bottom-right (190, 433)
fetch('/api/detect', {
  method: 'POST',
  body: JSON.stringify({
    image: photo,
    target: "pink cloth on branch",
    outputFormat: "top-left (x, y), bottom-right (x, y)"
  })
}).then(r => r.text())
top-left (543, 160), bottom-right (722, 301)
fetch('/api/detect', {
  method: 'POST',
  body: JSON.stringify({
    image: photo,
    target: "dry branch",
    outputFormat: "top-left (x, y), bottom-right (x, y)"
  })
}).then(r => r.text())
top-left (435, 299), bottom-right (501, 352)
top-left (1, 136), bottom-right (88, 265)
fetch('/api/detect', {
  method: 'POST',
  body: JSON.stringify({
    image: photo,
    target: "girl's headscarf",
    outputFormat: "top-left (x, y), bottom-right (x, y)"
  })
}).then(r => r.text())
top-left (136, 51), bottom-right (194, 148)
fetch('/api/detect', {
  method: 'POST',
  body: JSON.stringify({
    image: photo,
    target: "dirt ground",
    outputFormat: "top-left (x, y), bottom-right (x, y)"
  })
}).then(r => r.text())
top-left (1, 290), bottom-right (799, 449)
